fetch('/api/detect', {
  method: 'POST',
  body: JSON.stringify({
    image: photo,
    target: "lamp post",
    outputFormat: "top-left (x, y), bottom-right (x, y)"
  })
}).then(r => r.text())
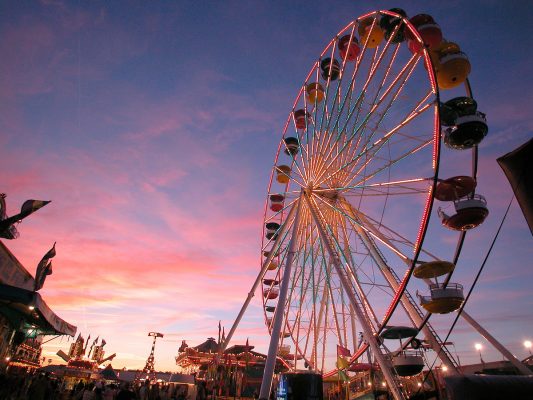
top-left (524, 340), bottom-right (532, 356)
top-left (475, 343), bottom-right (484, 366)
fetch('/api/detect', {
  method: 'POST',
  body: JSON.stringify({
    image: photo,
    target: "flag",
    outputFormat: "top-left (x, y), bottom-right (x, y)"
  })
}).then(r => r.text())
top-left (337, 344), bottom-right (351, 357)
top-left (56, 350), bottom-right (70, 362)
top-left (497, 138), bottom-right (533, 234)
top-left (0, 197), bottom-right (50, 240)
top-left (338, 369), bottom-right (349, 382)
top-left (336, 356), bottom-right (349, 370)
top-left (34, 243), bottom-right (57, 291)
top-left (88, 336), bottom-right (99, 357)
top-left (20, 199), bottom-right (51, 217)
top-left (84, 334), bottom-right (91, 354)
top-left (244, 338), bottom-right (251, 369)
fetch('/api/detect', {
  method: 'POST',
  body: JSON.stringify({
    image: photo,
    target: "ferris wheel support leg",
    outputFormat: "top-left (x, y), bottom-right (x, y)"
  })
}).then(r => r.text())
top-left (304, 193), bottom-right (406, 400)
top-left (259, 196), bottom-right (304, 400)
top-left (222, 201), bottom-right (299, 352)
top-left (460, 310), bottom-right (532, 375)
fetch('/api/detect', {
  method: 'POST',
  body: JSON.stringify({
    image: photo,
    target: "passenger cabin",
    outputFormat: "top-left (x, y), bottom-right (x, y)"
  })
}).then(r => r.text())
top-left (263, 250), bottom-right (278, 270)
top-left (270, 194), bottom-right (285, 212)
top-left (338, 35), bottom-right (360, 61)
top-left (380, 326), bottom-right (424, 377)
top-left (293, 109), bottom-right (311, 130)
top-left (435, 176), bottom-right (476, 202)
top-left (379, 8), bottom-right (407, 43)
top-left (264, 288), bottom-right (279, 300)
top-left (392, 352), bottom-right (425, 377)
top-left (276, 165), bottom-right (291, 184)
top-left (419, 283), bottom-right (464, 314)
top-left (284, 137), bottom-right (300, 156)
top-left (438, 194), bottom-right (489, 231)
top-left (279, 345), bottom-right (291, 356)
top-left (358, 18), bottom-right (384, 48)
top-left (320, 57), bottom-right (341, 80)
top-left (265, 222), bottom-right (280, 240)
top-left (441, 96), bottom-right (488, 150)
top-left (433, 41), bottom-right (471, 89)
top-left (407, 14), bottom-right (442, 54)
top-left (414, 261), bottom-right (465, 314)
top-left (306, 83), bottom-right (325, 104)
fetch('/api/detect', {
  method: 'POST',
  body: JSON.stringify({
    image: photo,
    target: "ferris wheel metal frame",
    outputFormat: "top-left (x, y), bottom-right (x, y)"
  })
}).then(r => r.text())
top-left (219, 9), bottom-right (530, 400)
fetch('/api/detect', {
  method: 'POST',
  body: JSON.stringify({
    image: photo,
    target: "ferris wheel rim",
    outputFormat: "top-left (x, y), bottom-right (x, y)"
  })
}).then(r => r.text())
top-left (260, 9), bottom-right (479, 378)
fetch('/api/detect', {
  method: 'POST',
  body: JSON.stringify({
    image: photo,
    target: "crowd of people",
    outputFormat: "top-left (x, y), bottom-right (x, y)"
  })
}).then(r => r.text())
top-left (0, 371), bottom-right (194, 400)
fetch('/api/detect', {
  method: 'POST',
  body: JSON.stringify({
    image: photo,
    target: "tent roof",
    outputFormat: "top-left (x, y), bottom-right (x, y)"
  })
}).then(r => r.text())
top-left (101, 364), bottom-right (119, 380)
top-left (0, 283), bottom-right (76, 336)
top-left (193, 337), bottom-right (220, 353)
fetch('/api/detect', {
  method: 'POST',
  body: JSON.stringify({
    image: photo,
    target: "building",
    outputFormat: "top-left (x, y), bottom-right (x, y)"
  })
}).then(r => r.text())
top-left (0, 241), bottom-right (76, 373)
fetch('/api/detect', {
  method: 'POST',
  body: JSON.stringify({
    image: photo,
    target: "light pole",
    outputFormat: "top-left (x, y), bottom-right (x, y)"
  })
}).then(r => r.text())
top-left (475, 343), bottom-right (484, 366)
top-left (524, 340), bottom-right (532, 356)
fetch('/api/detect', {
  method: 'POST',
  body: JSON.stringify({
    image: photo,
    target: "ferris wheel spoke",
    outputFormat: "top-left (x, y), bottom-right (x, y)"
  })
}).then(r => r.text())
top-left (315, 30), bottom-right (367, 164)
top-left (320, 103), bottom-right (433, 190)
top-left (312, 193), bottom-right (411, 265)
top-left (281, 257), bottom-right (305, 352)
top-left (314, 54), bottom-right (423, 187)
top-left (347, 45), bottom-right (401, 141)
top-left (265, 196), bottom-right (300, 224)
top-left (338, 58), bottom-right (425, 177)
top-left (316, 34), bottom-right (393, 181)
top-left (349, 88), bottom-right (433, 165)
top-left (346, 206), bottom-right (441, 263)
top-left (282, 139), bottom-right (310, 184)
top-left (343, 177), bottom-right (431, 195)
top-left (338, 219), bottom-right (381, 327)
top-left (294, 223), bottom-right (326, 366)
top-left (318, 202), bottom-right (383, 335)
top-left (350, 138), bottom-right (433, 190)
top-left (316, 27), bottom-right (384, 168)
top-left (316, 40), bottom-right (342, 134)
top-left (330, 22), bottom-right (406, 141)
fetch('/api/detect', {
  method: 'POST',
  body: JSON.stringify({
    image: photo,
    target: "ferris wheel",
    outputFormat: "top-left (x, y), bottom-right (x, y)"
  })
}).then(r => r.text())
top-left (220, 8), bottom-right (529, 400)
top-left (257, 8), bottom-right (493, 399)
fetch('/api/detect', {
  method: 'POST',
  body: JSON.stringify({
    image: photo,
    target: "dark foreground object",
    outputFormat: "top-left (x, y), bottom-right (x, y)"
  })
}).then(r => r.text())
top-left (277, 372), bottom-right (323, 400)
top-left (445, 374), bottom-right (533, 400)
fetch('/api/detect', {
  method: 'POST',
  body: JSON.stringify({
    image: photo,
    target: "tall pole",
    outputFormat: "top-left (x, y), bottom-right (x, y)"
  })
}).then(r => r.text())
top-left (462, 311), bottom-right (531, 375)
top-left (259, 196), bottom-right (303, 400)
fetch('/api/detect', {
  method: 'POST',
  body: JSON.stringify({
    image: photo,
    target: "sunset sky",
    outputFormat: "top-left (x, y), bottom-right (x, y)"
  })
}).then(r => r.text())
top-left (1, 0), bottom-right (532, 372)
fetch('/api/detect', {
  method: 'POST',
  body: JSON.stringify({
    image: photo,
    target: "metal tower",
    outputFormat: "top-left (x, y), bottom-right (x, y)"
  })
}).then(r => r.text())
top-left (134, 332), bottom-right (164, 385)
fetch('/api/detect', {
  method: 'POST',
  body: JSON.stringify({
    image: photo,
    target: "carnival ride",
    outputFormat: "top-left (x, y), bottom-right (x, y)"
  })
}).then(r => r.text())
top-left (220, 8), bottom-right (531, 400)
top-left (134, 332), bottom-right (164, 384)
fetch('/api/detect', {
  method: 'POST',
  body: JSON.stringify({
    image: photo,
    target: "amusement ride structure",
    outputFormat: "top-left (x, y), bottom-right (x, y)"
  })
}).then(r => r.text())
top-left (134, 332), bottom-right (164, 384)
top-left (218, 8), bottom-right (532, 400)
